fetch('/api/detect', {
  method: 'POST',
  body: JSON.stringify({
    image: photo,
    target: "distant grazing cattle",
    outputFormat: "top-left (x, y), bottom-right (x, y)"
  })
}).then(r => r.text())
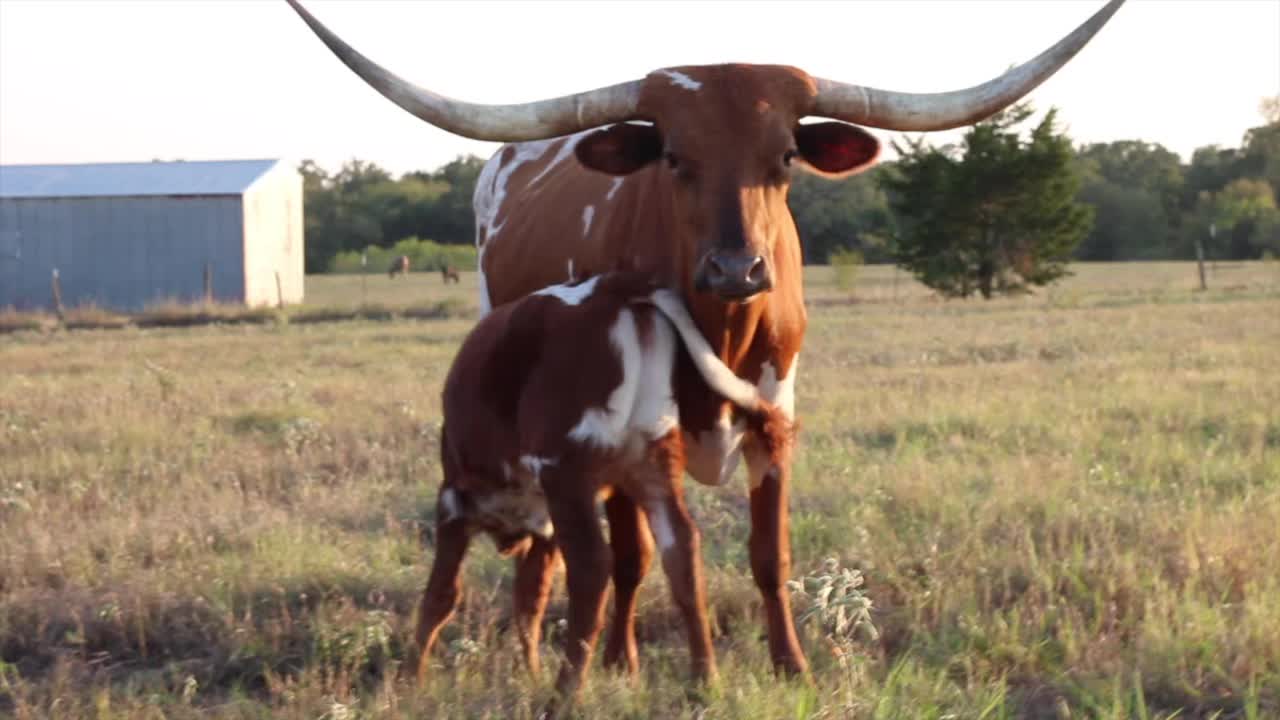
top-left (441, 265), bottom-right (460, 284)
top-left (412, 271), bottom-right (790, 697)
top-left (290, 0), bottom-right (1125, 678)
top-left (388, 255), bottom-right (410, 279)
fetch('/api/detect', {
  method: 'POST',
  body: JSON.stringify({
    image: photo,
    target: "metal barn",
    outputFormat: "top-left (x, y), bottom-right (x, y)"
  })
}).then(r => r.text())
top-left (0, 159), bottom-right (304, 311)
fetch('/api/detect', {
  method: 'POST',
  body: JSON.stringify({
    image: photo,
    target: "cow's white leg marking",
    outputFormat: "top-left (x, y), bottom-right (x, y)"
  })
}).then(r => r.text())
top-left (581, 204), bottom-right (595, 237)
top-left (534, 275), bottom-right (601, 306)
top-left (567, 258), bottom-right (576, 282)
top-left (658, 69), bottom-right (702, 91)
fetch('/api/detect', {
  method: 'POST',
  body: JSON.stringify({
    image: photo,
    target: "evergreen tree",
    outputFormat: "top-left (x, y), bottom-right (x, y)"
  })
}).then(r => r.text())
top-left (882, 104), bottom-right (1093, 299)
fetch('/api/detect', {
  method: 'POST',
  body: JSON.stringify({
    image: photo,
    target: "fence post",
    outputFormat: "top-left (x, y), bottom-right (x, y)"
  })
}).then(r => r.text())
top-left (1194, 225), bottom-right (1210, 292)
top-left (203, 261), bottom-right (213, 304)
top-left (50, 268), bottom-right (65, 322)
top-left (361, 251), bottom-right (368, 306)
top-left (275, 270), bottom-right (284, 309)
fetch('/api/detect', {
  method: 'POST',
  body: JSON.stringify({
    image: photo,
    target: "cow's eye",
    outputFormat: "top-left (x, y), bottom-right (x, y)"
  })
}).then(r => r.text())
top-left (782, 149), bottom-right (798, 167)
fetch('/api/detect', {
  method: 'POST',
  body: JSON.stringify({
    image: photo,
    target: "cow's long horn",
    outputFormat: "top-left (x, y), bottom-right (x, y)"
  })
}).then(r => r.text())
top-left (285, 0), bottom-right (643, 141)
top-left (809, 0), bottom-right (1125, 131)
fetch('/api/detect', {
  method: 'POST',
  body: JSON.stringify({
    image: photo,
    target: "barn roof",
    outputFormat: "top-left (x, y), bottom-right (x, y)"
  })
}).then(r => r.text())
top-left (0, 159), bottom-right (283, 199)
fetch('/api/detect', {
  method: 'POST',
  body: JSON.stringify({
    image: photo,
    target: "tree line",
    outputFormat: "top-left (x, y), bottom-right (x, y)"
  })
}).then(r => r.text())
top-left (300, 97), bottom-right (1279, 294)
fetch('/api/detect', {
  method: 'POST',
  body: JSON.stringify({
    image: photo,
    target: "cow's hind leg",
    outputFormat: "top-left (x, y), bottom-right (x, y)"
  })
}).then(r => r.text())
top-left (602, 492), bottom-right (654, 676)
top-left (513, 535), bottom-right (559, 677)
top-left (409, 514), bottom-right (470, 683)
top-left (541, 465), bottom-right (611, 700)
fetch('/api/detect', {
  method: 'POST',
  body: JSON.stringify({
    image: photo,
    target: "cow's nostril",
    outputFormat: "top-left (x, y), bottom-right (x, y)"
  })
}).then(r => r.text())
top-left (747, 257), bottom-right (766, 284)
top-left (707, 256), bottom-right (727, 278)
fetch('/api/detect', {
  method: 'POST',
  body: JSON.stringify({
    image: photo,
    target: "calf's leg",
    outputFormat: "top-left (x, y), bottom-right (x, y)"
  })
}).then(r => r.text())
top-left (409, 517), bottom-right (470, 683)
top-left (602, 492), bottom-right (654, 676)
top-left (512, 535), bottom-right (559, 677)
top-left (646, 487), bottom-right (717, 683)
top-left (542, 468), bottom-right (611, 699)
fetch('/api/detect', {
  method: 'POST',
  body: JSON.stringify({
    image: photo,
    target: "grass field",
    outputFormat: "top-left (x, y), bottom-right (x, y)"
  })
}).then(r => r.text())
top-left (2, 262), bottom-right (1278, 719)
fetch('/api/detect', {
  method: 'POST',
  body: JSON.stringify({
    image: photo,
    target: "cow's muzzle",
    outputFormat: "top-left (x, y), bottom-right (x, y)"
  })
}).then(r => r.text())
top-left (695, 250), bottom-right (773, 301)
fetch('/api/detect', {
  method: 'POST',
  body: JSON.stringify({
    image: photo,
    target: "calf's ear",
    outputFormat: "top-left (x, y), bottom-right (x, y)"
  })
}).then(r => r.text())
top-left (575, 123), bottom-right (663, 175)
top-left (794, 121), bottom-right (880, 178)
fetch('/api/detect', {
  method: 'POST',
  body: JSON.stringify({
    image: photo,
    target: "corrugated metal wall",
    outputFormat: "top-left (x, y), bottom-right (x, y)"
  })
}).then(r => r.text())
top-left (0, 195), bottom-right (245, 311)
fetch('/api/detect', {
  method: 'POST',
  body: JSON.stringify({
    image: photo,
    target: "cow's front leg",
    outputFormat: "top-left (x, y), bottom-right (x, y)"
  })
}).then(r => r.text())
top-left (745, 438), bottom-right (808, 676)
top-left (602, 492), bottom-right (654, 676)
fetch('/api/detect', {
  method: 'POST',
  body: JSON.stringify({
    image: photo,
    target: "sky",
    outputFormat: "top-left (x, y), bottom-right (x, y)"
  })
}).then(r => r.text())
top-left (1, 0), bottom-right (1277, 177)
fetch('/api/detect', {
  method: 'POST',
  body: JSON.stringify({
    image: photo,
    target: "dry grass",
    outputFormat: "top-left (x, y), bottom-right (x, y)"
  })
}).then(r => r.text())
top-left (1, 262), bottom-right (1277, 719)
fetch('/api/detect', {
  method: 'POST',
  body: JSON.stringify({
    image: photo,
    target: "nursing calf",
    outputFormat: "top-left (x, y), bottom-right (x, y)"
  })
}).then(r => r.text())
top-left (412, 272), bottom-right (789, 696)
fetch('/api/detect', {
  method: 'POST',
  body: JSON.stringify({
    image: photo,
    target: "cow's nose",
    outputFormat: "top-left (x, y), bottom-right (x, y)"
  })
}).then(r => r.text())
top-left (697, 251), bottom-right (772, 299)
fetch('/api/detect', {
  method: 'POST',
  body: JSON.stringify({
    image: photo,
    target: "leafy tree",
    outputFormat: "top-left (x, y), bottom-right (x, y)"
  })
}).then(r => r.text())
top-left (1187, 178), bottom-right (1280, 259)
top-left (882, 103), bottom-right (1092, 299)
top-left (297, 155), bottom-right (486, 272)
top-left (413, 155), bottom-right (486, 246)
top-left (1074, 141), bottom-right (1183, 260)
top-left (789, 166), bottom-right (896, 263)
top-left (299, 160), bottom-right (341, 274)
top-left (1180, 103), bottom-right (1280, 260)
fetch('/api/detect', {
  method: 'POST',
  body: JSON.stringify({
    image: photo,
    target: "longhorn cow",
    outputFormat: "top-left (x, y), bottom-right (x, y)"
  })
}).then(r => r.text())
top-left (287, 0), bottom-right (1125, 681)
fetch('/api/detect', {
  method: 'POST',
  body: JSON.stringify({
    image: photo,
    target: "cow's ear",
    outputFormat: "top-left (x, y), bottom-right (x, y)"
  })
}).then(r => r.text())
top-left (575, 123), bottom-right (663, 175)
top-left (794, 121), bottom-right (880, 178)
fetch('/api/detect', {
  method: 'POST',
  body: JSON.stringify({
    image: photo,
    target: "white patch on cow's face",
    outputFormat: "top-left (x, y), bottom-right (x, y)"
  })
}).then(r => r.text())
top-left (659, 69), bottom-right (702, 91)
top-left (685, 410), bottom-right (747, 487)
top-left (534, 275), bottom-right (601, 306)
top-left (607, 177), bottom-right (625, 201)
top-left (648, 503), bottom-right (676, 552)
top-left (757, 354), bottom-right (797, 420)
top-left (569, 308), bottom-right (644, 449)
top-left (582, 205), bottom-right (595, 237)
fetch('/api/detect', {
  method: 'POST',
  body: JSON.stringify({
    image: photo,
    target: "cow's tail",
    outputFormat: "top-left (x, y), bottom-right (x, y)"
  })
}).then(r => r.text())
top-left (643, 289), bottom-right (793, 452)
